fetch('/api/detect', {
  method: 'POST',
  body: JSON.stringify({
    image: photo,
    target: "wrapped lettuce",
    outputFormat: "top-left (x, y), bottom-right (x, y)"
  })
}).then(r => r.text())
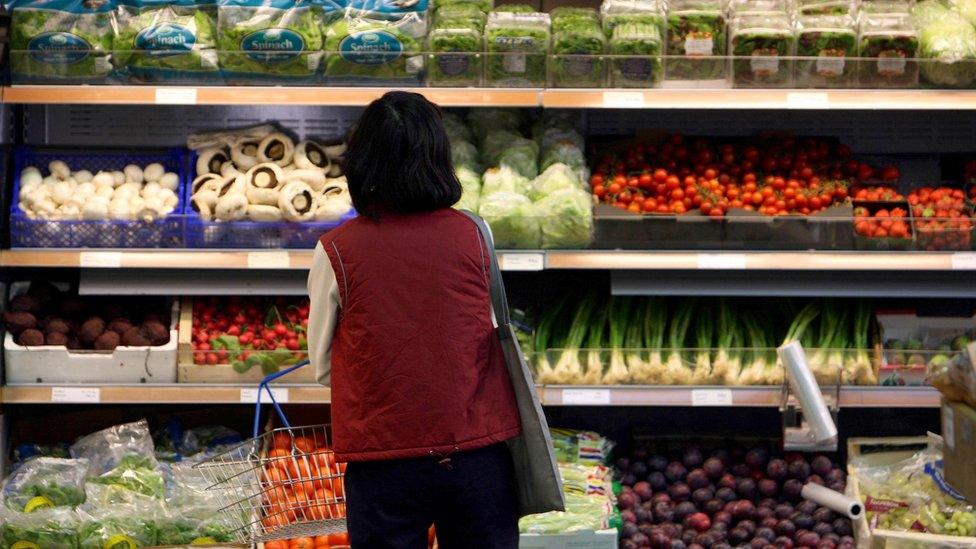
top-left (857, 13), bottom-right (918, 87)
top-left (433, 0), bottom-right (492, 14)
top-left (0, 508), bottom-right (78, 549)
top-left (795, 14), bottom-right (857, 87)
top-left (861, 0), bottom-right (913, 13)
top-left (485, 11), bottom-right (550, 86)
top-left (112, 0), bottom-right (218, 82)
top-left (9, 0), bottom-right (114, 82)
top-left (727, 0), bottom-right (789, 15)
top-left (666, 0), bottom-right (727, 80)
top-left (427, 20), bottom-right (482, 86)
top-left (730, 13), bottom-right (795, 87)
top-left (154, 515), bottom-right (234, 545)
top-left (529, 162), bottom-right (583, 200)
top-left (550, 7), bottom-right (606, 87)
top-left (478, 191), bottom-right (541, 248)
top-left (539, 141), bottom-right (585, 174)
top-left (216, 0), bottom-right (326, 82)
top-left (2, 457), bottom-right (89, 512)
top-left (325, 10), bottom-right (424, 83)
top-left (916, 4), bottom-right (976, 87)
top-left (454, 166), bottom-right (482, 211)
top-left (536, 187), bottom-right (593, 249)
top-left (482, 165), bottom-right (530, 195)
top-left (443, 111), bottom-right (473, 141)
top-left (451, 138), bottom-right (480, 169)
top-left (497, 137), bottom-right (539, 178)
top-left (609, 20), bottom-right (662, 86)
top-left (89, 455), bottom-right (166, 499)
top-left (492, 3), bottom-right (534, 12)
top-left (481, 128), bottom-right (527, 164)
top-left (468, 107), bottom-right (522, 141)
top-left (953, 0), bottom-right (976, 24)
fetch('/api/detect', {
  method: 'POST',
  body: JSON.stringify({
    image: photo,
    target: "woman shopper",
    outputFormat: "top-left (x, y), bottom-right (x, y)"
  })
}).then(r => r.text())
top-left (307, 91), bottom-right (522, 549)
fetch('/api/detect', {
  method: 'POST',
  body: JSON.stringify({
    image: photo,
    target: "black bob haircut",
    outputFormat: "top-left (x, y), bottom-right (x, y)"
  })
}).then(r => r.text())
top-left (343, 91), bottom-right (461, 219)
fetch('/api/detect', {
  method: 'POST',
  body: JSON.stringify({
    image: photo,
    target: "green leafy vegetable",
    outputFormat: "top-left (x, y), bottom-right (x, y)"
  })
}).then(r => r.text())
top-left (535, 187), bottom-right (593, 249)
top-left (432, 0), bottom-right (492, 14)
top-left (113, 0), bottom-right (219, 81)
top-left (600, 0), bottom-right (665, 39)
top-left (427, 26), bottom-right (483, 86)
top-left (492, 3), bottom-right (534, 12)
top-left (9, 0), bottom-right (114, 82)
top-left (478, 191), bottom-right (541, 248)
top-left (550, 9), bottom-right (606, 87)
top-left (666, 1), bottom-right (727, 80)
top-left (485, 11), bottom-right (551, 87)
top-left (609, 20), bottom-right (662, 87)
top-left (797, 0), bottom-right (855, 15)
top-left (77, 515), bottom-right (157, 549)
top-left (0, 508), bottom-right (78, 549)
top-left (89, 455), bottom-right (165, 499)
top-left (857, 13), bottom-right (918, 87)
top-left (2, 457), bottom-right (89, 512)
top-left (730, 13), bottom-right (795, 87)
top-left (325, 12), bottom-right (425, 83)
top-left (915, 3), bottom-right (976, 87)
top-left (155, 517), bottom-right (234, 545)
top-left (795, 15), bottom-right (857, 87)
top-left (454, 166), bottom-right (482, 211)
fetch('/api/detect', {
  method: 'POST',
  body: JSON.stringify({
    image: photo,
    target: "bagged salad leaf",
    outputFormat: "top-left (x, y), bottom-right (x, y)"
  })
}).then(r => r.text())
top-left (427, 9), bottom-right (483, 86)
top-left (795, 14), bottom-right (857, 87)
top-left (0, 507), bottom-right (78, 549)
top-left (600, 0), bottom-right (664, 39)
top-left (857, 12), bottom-right (918, 87)
top-left (727, 0), bottom-right (790, 15)
top-left (70, 419), bottom-right (157, 476)
top-left (89, 454), bottom-right (166, 499)
top-left (2, 457), bottom-right (88, 512)
top-left (454, 166), bottom-right (482, 211)
top-left (216, 0), bottom-right (326, 82)
top-left (550, 428), bottom-right (614, 466)
top-left (112, 0), bottom-right (218, 82)
top-left (536, 187), bottom-right (593, 249)
top-left (730, 12), bottom-right (795, 87)
top-left (550, 6), bottom-right (606, 87)
top-left (8, 0), bottom-right (114, 82)
top-left (915, 1), bottom-right (976, 87)
top-left (666, 0), bottom-right (727, 80)
top-left (608, 20), bottom-right (661, 86)
top-left (325, 10), bottom-right (424, 83)
top-left (478, 191), bottom-right (541, 248)
top-left (485, 10), bottom-right (550, 86)
top-left (77, 508), bottom-right (158, 549)
top-left (154, 515), bottom-right (234, 545)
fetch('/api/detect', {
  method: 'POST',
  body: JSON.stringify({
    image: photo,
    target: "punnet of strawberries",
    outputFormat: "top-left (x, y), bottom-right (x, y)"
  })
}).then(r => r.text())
top-left (589, 134), bottom-right (893, 218)
top-left (852, 185), bottom-right (904, 202)
top-left (908, 186), bottom-right (974, 251)
top-left (191, 296), bottom-right (309, 373)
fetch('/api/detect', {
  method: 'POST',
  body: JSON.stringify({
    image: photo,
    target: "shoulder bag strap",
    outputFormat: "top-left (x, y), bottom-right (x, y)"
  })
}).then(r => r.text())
top-left (461, 210), bottom-right (510, 326)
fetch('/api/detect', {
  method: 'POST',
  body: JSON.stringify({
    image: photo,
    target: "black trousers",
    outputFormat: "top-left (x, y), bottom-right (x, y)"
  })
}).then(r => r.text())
top-left (345, 442), bottom-right (519, 549)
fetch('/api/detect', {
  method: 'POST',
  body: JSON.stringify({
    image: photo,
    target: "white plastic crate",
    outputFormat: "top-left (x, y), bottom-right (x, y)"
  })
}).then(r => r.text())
top-left (3, 282), bottom-right (178, 384)
top-left (519, 529), bottom-right (617, 549)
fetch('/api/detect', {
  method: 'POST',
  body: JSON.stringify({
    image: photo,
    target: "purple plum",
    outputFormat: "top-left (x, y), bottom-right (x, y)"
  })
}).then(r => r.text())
top-left (684, 447), bottom-right (705, 469)
top-left (687, 468), bottom-right (711, 490)
top-left (767, 458), bottom-right (789, 481)
top-left (758, 479), bottom-right (779, 498)
top-left (667, 462), bottom-right (689, 483)
top-left (810, 456), bottom-right (832, 478)
top-left (670, 482), bottom-right (692, 502)
top-left (716, 487), bottom-right (737, 502)
top-left (634, 481), bottom-right (654, 502)
top-left (703, 457), bottom-right (725, 479)
top-left (675, 501), bottom-right (698, 521)
top-left (650, 454), bottom-right (669, 472)
top-left (783, 479), bottom-right (804, 501)
top-left (746, 448), bottom-right (770, 471)
top-left (703, 499), bottom-right (724, 515)
top-left (737, 478), bottom-right (758, 499)
top-left (787, 460), bottom-right (811, 480)
top-left (692, 488), bottom-right (714, 505)
top-left (649, 471), bottom-right (668, 491)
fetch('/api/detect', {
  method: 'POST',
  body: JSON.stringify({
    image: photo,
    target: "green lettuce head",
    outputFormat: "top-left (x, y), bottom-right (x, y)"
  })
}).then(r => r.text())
top-left (325, 11), bottom-right (425, 83)
top-left (113, 0), bottom-right (219, 81)
top-left (217, 0), bottom-right (327, 80)
top-left (453, 166), bottom-right (482, 211)
top-left (478, 191), bottom-right (541, 248)
top-left (482, 165), bottom-right (530, 196)
top-left (528, 162), bottom-right (583, 200)
top-left (10, 0), bottom-right (115, 82)
top-left (535, 187), bottom-right (593, 248)
top-left (918, 11), bottom-right (976, 87)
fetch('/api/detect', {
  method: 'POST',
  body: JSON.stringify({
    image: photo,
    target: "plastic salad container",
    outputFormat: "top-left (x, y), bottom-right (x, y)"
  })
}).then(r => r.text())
top-left (550, 7), bottom-right (606, 87)
top-left (914, 0), bottom-right (976, 88)
top-left (730, 12), bottom-right (795, 87)
top-left (796, 0), bottom-right (857, 16)
top-left (795, 14), bottom-right (858, 87)
top-left (427, 7), bottom-right (485, 86)
top-left (665, 0), bottom-right (727, 80)
top-left (857, 12), bottom-right (918, 87)
top-left (609, 20), bottom-right (663, 86)
top-left (726, 0), bottom-right (790, 16)
top-left (601, 0), bottom-right (665, 39)
top-left (485, 11), bottom-right (551, 86)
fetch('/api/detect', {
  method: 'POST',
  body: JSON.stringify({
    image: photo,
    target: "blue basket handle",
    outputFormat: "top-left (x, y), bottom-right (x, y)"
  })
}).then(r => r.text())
top-left (252, 360), bottom-right (309, 439)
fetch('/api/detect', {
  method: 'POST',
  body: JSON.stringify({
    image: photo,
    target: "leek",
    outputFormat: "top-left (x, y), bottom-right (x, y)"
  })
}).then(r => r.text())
top-left (602, 297), bottom-right (633, 385)
top-left (664, 299), bottom-right (695, 385)
top-left (551, 295), bottom-right (597, 384)
top-left (582, 302), bottom-right (608, 385)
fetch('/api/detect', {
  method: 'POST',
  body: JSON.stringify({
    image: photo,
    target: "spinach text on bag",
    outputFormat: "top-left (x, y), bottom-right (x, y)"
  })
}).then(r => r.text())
top-left (9, 0), bottom-right (114, 82)
top-left (113, 0), bottom-right (218, 81)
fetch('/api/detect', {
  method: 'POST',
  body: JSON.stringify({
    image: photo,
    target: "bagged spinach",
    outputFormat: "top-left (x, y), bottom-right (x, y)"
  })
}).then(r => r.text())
top-left (9, 0), bottom-right (114, 82)
top-left (485, 10), bottom-right (550, 86)
top-left (550, 6), bottom-right (605, 87)
top-left (730, 12), bottom-right (794, 87)
top-left (427, 13), bottom-right (482, 85)
top-left (217, 0), bottom-right (326, 83)
top-left (325, 9), bottom-right (425, 83)
top-left (2, 457), bottom-right (89, 512)
top-left (795, 14), bottom-right (857, 87)
top-left (857, 12), bottom-right (918, 87)
top-left (665, 0), bottom-right (726, 80)
top-left (76, 510), bottom-right (157, 549)
top-left (0, 508), bottom-right (78, 549)
top-left (112, 0), bottom-right (218, 83)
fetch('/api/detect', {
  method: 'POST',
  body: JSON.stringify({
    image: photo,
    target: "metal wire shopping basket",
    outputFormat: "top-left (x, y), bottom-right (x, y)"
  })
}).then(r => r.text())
top-left (195, 360), bottom-right (347, 543)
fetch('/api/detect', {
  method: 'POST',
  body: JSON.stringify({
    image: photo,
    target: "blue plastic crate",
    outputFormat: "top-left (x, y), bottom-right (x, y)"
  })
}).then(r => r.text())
top-left (10, 147), bottom-right (187, 248)
top-left (183, 152), bottom-right (355, 249)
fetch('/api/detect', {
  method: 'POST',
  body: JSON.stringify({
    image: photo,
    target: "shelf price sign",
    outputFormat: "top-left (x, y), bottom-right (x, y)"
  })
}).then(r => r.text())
top-left (691, 389), bottom-right (733, 406)
top-left (562, 388), bottom-right (611, 405)
top-left (240, 387), bottom-right (290, 403)
top-left (51, 387), bottom-right (101, 403)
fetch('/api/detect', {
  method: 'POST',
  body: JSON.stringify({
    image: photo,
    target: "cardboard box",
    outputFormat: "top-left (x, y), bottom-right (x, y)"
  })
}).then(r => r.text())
top-left (942, 398), bottom-right (976, 503)
top-left (519, 529), bottom-right (617, 549)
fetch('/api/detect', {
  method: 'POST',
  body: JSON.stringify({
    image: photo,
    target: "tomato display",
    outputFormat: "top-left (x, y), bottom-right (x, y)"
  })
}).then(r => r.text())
top-left (909, 187), bottom-right (974, 251)
top-left (191, 296), bottom-right (309, 370)
top-left (853, 206), bottom-right (912, 240)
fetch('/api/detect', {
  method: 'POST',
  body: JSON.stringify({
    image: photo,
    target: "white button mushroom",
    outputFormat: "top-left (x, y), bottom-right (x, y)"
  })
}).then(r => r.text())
top-left (141, 181), bottom-right (162, 199)
top-left (143, 163), bottom-right (165, 183)
top-left (20, 167), bottom-right (43, 188)
top-left (51, 180), bottom-right (75, 205)
top-left (109, 200), bottom-right (132, 221)
top-left (48, 160), bottom-right (71, 180)
top-left (92, 171), bottom-right (115, 187)
top-left (159, 172), bottom-right (179, 192)
top-left (220, 161), bottom-right (240, 178)
top-left (112, 171), bottom-right (126, 187)
top-left (77, 181), bottom-right (96, 198)
top-left (159, 189), bottom-right (179, 209)
top-left (128, 195), bottom-right (146, 212)
top-left (35, 198), bottom-right (58, 218)
top-left (42, 175), bottom-right (60, 188)
top-left (73, 169), bottom-right (94, 184)
top-left (124, 164), bottom-right (144, 184)
top-left (95, 185), bottom-right (115, 199)
top-left (88, 195), bottom-right (110, 207)
top-left (82, 201), bottom-right (109, 220)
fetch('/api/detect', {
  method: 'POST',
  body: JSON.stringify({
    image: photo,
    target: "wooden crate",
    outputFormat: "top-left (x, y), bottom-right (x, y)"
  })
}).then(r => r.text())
top-left (177, 297), bottom-right (316, 385)
top-left (847, 436), bottom-right (976, 548)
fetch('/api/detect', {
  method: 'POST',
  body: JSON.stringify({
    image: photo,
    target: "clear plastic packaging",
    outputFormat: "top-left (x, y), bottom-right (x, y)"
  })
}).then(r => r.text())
top-left (485, 11), bottom-right (551, 86)
top-left (9, 0), bottom-right (114, 83)
top-left (427, 25), bottom-right (484, 86)
top-left (550, 7), bottom-right (606, 87)
top-left (666, 0), bottom-right (727, 80)
top-left (0, 507), bottom-right (79, 549)
top-left (432, 0), bottom-right (493, 15)
top-left (796, 0), bottom-right (858, 16)
top-left (69, 419), bottom-right (157, 476)
top-left (861, 0), bottom-right (914, 14)
top-left (600, 0), bottom-right (665, 38)
top-left (795, 14), bottom-right (858, 87)
top-left (915, 1), bottom-right (976, 88)
top-left (857, 12), bottom-right (919, 87)
top-left (1, 457), bottom-right (89, 512)
top-left (608, 20), bottom-right (663, 87)
top-left (324, 10), bottom-right (426, 84)
top-left (727, 0), bottom-right (790, 16)
top-left (730, 12), bottom-right (795, 87)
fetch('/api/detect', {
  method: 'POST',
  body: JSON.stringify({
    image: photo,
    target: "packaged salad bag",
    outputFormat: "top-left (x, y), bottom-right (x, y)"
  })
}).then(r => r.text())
top-left (857, 12), bottom-right (918, 87)
top-left (2, 457), bottom-right (89, 512)
top-left (8, 0), bottom-right (115, 83)
top-left (730, 12), bottom-right (795, 87)
top-left (795, 14), bottom-right (857, 87)
top-left (427, 4), bottom-right (483, 85)
top-left (216, 0), bottom-right (329, 84)
top-left (324, 7), bottom-right (426, 84)
top-left (0, 507), bottom-right (79, 549)
top-left (112, 0), bottom-right (219, 83)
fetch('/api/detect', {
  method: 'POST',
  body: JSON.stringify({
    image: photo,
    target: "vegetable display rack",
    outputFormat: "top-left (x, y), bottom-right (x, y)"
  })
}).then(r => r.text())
top-left (196, 361), bottom-right (346, 543)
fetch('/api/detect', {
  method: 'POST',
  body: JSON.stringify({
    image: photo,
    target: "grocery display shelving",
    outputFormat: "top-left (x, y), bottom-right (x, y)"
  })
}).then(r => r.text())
top-left (1, 383), bottom-right (331, 404)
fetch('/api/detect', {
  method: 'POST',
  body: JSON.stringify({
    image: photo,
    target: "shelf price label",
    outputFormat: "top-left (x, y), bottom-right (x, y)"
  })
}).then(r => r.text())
top-left (691, 389), bottom-right (733, 406)
top-left (240, 387), bottom-right (290, 403)
top-left (247, 251), bottom-right (291, 269)
top-left (786, 92), bottom-right (829, 109)
top-left (951, 253), bottom-right (976, 270)
top-left (603, 91), bottom-right (645, 108)
top-left (499, 253), bottom-right (545, 271)
top-left (697, 253), bottom-right (746, 270)
top-left (51, 387), bottom-right (101, 403)
top-left (562, 389), bottom-right (611, 405)
top-left (79, 252), bottom-right (122, 268)
top-left (155, 88), bottom-right (198, 105)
